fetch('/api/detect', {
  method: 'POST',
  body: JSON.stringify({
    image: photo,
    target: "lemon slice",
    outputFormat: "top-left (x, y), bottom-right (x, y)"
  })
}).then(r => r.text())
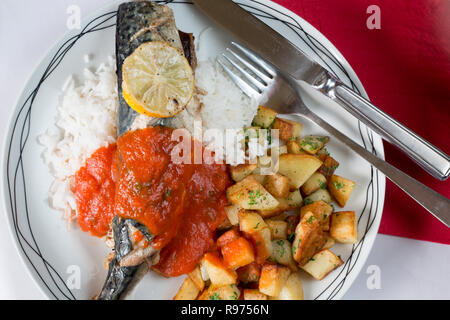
top-left (122, 41), bottom-right (194, 118)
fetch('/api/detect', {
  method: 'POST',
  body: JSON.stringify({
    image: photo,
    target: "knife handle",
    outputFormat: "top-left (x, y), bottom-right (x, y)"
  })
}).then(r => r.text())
top-left (314, 71), bottom-right (450, 181)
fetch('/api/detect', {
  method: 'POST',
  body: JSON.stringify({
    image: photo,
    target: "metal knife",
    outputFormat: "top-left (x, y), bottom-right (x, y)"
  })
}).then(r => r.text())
top-left (192, 0), bottom-right (450, 181)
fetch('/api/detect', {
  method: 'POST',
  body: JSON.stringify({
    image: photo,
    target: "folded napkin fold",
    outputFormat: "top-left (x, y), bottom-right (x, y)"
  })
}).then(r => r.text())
top-left (273, 0), bottom-right (450, 244)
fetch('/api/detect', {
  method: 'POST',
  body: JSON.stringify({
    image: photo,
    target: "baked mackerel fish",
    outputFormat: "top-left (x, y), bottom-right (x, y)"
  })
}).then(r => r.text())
top-left (96, 0), bottom-right (197, 300)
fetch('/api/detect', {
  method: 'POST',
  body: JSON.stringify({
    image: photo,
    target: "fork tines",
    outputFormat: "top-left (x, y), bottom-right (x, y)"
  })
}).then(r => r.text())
top-left (218, 42), bottom-right (275, 98)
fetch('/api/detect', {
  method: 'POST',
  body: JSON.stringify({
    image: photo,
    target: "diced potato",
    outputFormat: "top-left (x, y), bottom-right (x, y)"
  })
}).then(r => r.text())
top-left (239, 210), bottom-right (267, 233)
top-left (200, 284), bottom-right (241, 300)
top-left (249, 173), bottom-right (266, 185)
top-left (230, 163), bottom-right (258, 182)
top-left (330, 211), bottom-right (358, 244)
top-left (243, 289), bottom-right (268, 300)
top-left (304, 189), bottom-right (332, 205)
top-left (269, 145), bottom-right (288, 156)
top-left (199, 263), bottom-right (209, 282)
top-left (328, 175), bottom-right (356, 207)
top-left (188, 266), bottom-right (205, 291)
top-left (286, 140), bottom-right (306, 155)
top-left (251, 230), bottom-right (273, 264)
top-left (201, 253), bottom-right (237, 286)
top-left (301, 172), bottom-right (327, 196)
top-left (317, 155), bottom-right (339, 180)
top-left (174, 276), bottom-right (200, 300)
top-left (272, 118), bottom-right (302, 142)
top-left (259, 263), bottom-right (291, 297)
top-left (264, 173), bottom-right (290, 198)
top-left (278, 154), bottom-right (323, 189)
top-left (217, 228), bottom-right (240, 248)
top-left (292, 212), bottom-right (326, 266)
top-left (243, 126), bottom-right (262, 141)
top-left (286, 189), bottom-right (303, 207)
top-left (252, 105), bottom-right (278, 128)
top-left (238, 210), bottom-right (273, 263)
top-left (322, 233), bottom-right (335, 249)
top-left (300, 200), bottom-right (333, 230)
top-left (276, 273), bottom-right (304, 300)
top-left (258, 189), bottom-right (302, 218)
top-left (237, 262), bottom-right (261, 283)
top-left (227, 176), bottom-right (279, 210)
top-left (225, 204), bottom-right (240, 226)
top-left (322, 215), bottom-right (331, 232)
top-left (301, 249), bottom-right (343, 280)
top-left (265, 220), bottom-right (288, 240)
top-left (222, 237), bottom-right (255, 269)
top-left (299, 135), bottom-right (329, 155)
top-left (270, 239), bottom-right (298, 272)
top-left (316, 147), bottom-right (330, 157)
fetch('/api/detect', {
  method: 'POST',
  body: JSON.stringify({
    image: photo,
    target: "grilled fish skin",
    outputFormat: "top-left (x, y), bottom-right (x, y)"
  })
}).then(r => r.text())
top-left (179, 30), bottom-right (198, 71)
top-left (97, 217), bottom-right (156, 300)
top-left (97, 1), bottom-right (196, 300)
top-left (116, 1), bottom-right (184, 136)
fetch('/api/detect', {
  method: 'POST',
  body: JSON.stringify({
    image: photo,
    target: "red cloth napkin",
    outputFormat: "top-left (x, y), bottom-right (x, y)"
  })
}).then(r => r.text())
top-left (272, 0), bottom-right (450, 244)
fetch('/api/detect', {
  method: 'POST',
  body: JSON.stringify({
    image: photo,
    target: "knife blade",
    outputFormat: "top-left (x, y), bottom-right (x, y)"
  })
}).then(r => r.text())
top-left (192, 0), bottom-right (324, 83)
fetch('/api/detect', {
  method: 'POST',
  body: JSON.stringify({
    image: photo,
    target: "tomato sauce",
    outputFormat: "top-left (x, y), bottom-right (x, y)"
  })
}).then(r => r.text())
top-left (74, 144), bottom-right (117, 237)
top-left (74, 126), bottom-right (231, 277)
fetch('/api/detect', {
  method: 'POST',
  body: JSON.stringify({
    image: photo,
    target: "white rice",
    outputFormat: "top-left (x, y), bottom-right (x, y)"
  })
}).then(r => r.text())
top-left (39, 57), bottom-right (258, 223)
top-left (39, 57), bottom-right (118, 223)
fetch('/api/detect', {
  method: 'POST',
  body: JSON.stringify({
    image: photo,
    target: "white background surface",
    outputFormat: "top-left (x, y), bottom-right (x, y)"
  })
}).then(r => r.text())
top-left (0, 0), bottom-right (448, 300)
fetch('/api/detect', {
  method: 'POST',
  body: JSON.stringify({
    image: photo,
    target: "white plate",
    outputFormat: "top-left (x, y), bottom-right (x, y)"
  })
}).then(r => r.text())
top-left (2, 0), bottom-right (385, 300)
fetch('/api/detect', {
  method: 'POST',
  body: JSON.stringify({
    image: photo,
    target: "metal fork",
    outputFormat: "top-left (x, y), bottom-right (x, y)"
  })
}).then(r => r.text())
top-left (218, 42), bottom-right (450, 227)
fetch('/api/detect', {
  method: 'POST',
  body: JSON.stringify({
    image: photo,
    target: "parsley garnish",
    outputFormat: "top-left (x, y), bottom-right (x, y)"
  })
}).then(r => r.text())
top-left (333, 181), bottom-right (345, 190)
top-left (307, 215), bottom-right (316, 224)
top-left (318, 180), bottom-right (327, 189)
top-left (276, 240), bottom-right (285, 257)
top-left (209, 293), bottom-right (221, 300)
top-left (288, 233), bottom-right (295, 242)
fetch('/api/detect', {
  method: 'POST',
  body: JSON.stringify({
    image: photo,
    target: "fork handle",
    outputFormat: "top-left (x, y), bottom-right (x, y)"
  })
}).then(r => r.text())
top-left (313, 72), bottom-right (450, 181)
top-left (298, 109), bottom-right (450, 227)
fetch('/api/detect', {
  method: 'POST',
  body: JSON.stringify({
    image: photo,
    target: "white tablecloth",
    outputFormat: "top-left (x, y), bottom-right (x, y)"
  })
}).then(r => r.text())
top-left (0, 0), bottom-right (448, 300)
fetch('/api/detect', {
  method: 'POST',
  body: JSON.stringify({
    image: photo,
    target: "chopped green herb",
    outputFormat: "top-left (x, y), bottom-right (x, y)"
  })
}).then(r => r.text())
top-left (301, 136), bottom-right (320, 150)
top-left (248, 189), bottom-right (262, 206)
top-left (276, 240), bottom-right (286, 257)
top-left (209, 293), bottom-right (221, 300)
top-left (307, 215), bottom-right (316, 224)
top-left (304, 198), bottom-right (313, 205)
top-left (288, 233), bottom-right (295, 242)
top-left (318, 180), bottom-right (327, 189)
top-left (333, 181), bottom-right (345, 190)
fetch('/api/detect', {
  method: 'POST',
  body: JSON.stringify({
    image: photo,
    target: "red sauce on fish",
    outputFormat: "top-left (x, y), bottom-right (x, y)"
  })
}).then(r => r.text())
top-left (74, 144), bottom-right (117, 237)
top-left (74, 126), bottom-right (231, 277)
